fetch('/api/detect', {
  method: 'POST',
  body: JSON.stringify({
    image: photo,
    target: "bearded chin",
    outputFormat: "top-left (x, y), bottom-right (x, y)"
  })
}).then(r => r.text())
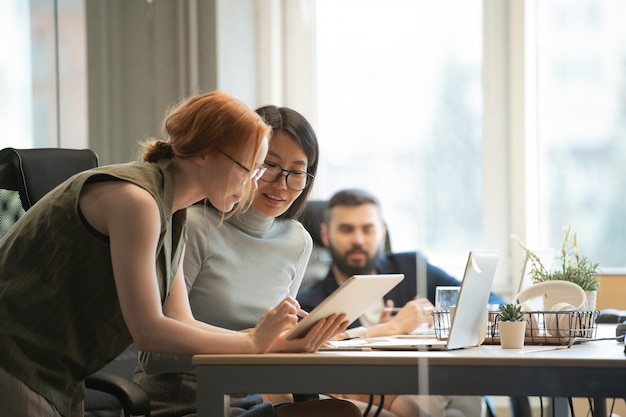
top-left (330, 248), bottom-right (377, 277)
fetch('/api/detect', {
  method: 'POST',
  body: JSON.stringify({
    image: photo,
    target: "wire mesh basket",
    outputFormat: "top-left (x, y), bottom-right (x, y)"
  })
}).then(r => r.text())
top-left (432, 309), bottom-right (599, 345)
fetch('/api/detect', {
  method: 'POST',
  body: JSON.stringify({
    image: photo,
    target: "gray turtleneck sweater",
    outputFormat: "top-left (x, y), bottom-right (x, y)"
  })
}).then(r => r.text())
top-left (138, 203), bottom-right (312, 373)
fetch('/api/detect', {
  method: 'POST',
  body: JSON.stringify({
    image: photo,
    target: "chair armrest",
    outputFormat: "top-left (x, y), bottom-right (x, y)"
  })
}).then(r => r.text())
top-left (85, 371), bottom-right (151, 416)
top-left (292, 394), bottom-right (320, 402)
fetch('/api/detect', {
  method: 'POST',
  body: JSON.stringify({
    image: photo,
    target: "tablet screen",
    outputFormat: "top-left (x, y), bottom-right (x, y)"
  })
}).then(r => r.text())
top-left (286, 274), bottom-right (404, 340)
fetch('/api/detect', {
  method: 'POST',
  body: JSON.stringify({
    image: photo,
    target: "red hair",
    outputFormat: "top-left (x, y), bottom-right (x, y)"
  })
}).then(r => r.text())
top-left (143, 91), bottom-right (271, 213)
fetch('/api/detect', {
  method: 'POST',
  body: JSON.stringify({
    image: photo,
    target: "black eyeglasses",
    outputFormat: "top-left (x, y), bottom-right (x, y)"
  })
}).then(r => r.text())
top-left (260, 161), bottom-right (314, 191)
top-left (219, 149), bottom-right (267, 184)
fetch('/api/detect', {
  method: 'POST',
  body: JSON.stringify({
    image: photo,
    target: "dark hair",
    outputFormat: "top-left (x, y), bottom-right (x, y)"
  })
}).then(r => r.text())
top-left (323, 188), bottom-right (381, 224)
top-left (255, 105), bottom-right (318, 219)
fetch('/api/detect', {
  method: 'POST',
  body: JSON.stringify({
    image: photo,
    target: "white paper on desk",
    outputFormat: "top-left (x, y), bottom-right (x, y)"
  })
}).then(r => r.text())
top-left (326, 338), bottom-right (369, 348)
top-left (407, 323), bottom-right (435, 337)
top-left (324, 336), bottom-right (445, 350)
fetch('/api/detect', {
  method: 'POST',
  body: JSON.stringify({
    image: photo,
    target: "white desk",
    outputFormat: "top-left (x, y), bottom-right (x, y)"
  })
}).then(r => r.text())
top-left (193, 329), bottom-right (626, 417)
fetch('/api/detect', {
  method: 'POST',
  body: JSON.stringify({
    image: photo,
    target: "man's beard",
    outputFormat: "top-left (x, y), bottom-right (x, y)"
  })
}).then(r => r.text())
top-left (329, 245), bottom-right (378, 277)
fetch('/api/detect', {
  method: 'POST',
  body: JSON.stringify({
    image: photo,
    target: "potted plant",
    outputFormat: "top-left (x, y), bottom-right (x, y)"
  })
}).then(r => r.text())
top-left (498, 303), bottom-right (526, 349)
top-left (513, 225), bottom-right (600, 310)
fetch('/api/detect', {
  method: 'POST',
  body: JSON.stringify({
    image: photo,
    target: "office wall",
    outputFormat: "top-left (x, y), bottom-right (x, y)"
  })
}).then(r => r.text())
top-left (85, 0), bottom-right (257, 165)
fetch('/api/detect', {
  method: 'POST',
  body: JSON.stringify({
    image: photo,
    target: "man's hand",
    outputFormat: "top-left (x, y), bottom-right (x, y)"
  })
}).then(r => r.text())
top-left (370, 298), bottom-right (435, 337)
top-left (379, 299), bottom-right (396, 323)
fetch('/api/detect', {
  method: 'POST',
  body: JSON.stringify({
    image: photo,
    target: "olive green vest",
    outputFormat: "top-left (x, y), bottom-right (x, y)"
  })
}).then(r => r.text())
top-left (0, 158), bottom-right (187, 417)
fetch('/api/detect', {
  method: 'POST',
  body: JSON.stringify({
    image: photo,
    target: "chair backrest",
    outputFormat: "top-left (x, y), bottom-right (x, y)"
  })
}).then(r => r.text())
top-left (299, 200), bottom-right (333, 290)
top-left (299, 200), bottom-right (327, 248)
top-left (298, 200), bottom-right (392, 290)
top-left (0, 147), bottom-right (99, 209)
top-left (0, 147), bottom-right (99, 238)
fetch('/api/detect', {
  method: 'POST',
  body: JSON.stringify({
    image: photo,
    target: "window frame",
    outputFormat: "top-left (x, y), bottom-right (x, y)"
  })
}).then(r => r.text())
top-left (256, 0), bottom-right (626, 297)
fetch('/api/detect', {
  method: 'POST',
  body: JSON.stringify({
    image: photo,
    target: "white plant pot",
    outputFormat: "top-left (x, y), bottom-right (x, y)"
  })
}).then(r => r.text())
top-left (585, 290), bottom-right (597, 311)
top-left (499, 321), bottom-right (527, 349)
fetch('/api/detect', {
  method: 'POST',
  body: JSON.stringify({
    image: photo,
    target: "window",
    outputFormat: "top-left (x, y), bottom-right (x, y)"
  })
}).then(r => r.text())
top-left (536, 0), bottom-right (626, 267)
top-left (313, 0), bottom-right (484, 274)
top-left (0, 0), bottom-right (87, 149)
top-left (300, 0), bottom-right (626, 293)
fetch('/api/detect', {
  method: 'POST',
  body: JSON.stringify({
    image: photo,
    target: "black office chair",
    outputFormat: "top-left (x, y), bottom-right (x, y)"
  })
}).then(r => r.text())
top-left (0, 147), bottom-right (150, 417)
top-left (0, 147), bottom-right (99, 238)
top-left (85, 344), bottom-right (150, 417)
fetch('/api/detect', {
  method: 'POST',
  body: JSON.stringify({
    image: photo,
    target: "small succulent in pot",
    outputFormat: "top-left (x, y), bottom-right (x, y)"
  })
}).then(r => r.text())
top-left (498, 303), bottom-right (527, 348)
top-left (498, 303), bottom-right (525, 322)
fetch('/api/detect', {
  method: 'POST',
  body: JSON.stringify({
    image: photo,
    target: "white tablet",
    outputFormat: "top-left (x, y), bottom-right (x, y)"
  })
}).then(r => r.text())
top-left (286, 274), bottom-right (404, 340)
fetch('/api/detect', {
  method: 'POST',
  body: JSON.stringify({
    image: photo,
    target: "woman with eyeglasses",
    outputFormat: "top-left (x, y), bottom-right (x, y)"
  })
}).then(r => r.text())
top-left (0, 93), bottom-right (351, 417)
top-left (133, 105), bottom-right (361, 417)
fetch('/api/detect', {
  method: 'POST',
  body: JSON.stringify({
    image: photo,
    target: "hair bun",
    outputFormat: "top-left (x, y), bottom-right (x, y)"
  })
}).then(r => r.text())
top-left (143, 140), bottom-right (174, 162)
top-left (154, 141), bottom-right (175, 158)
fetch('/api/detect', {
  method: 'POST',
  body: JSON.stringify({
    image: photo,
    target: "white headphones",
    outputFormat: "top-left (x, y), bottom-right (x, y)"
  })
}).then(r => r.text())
top-left (513, 281), bottom-right (586, 310)
top-left (512, 281), bottom-right (586, 338)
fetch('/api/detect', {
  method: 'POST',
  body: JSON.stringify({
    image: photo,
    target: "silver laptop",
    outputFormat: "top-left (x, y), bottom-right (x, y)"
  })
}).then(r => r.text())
top-left (325, 249), bottom-right (500, 351)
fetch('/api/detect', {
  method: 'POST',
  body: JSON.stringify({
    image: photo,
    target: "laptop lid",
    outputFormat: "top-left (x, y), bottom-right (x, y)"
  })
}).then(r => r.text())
top-left (286, 274), bottom-right (404, 340)
top-left (323, 250), bottom-right (499, 351)
top-left (445, 249), bottom-right (500, 349)
top-left (517, 248), bottom-right (555, 294)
